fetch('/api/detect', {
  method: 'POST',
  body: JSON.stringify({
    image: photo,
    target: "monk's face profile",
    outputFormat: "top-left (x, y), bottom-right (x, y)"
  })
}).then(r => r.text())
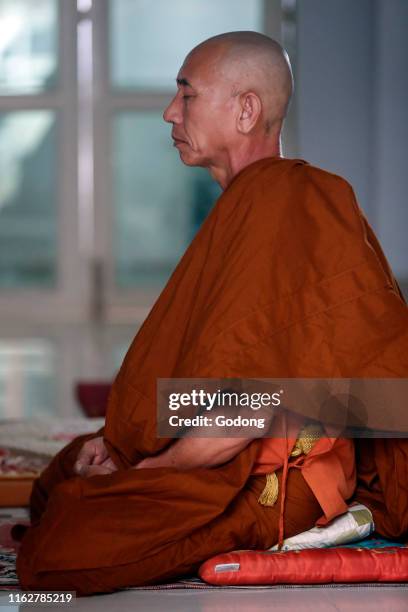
top-left (163, 44), bottom-right (237, 171)
top-left (163, 32), bottom-right (293, 189)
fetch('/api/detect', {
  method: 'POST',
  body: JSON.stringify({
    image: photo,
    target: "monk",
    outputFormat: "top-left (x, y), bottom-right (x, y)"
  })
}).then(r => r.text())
top-left (16, 31), bottom-right (408, 595)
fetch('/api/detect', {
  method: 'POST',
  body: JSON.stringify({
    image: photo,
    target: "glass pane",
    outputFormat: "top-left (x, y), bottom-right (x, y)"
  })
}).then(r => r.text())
top-left (110, 0), bottom-right (264, 90)
top-left (112, 112), bottom-right (220, 288)
top-left (0, 0), bottom-right (58, 95)
top-left (0, 111), bottom-right (58, 288)
top-left (0, 340), bottom-right (56, 418)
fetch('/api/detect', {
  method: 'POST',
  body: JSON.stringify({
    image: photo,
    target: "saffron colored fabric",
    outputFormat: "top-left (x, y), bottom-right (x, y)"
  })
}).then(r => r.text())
top-left (252, 411), bottom-right (356, 527)
top-left (17, 157), bottom-right (408, 595)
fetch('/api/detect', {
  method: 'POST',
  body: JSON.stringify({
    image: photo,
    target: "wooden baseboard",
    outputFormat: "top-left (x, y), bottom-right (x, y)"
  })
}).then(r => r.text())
top-left (0, 479), bottom-right (33, 507)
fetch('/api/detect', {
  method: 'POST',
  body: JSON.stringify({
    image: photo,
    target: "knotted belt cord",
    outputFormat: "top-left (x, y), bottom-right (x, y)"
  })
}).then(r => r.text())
top-left (258, 419), bottom-right (324, 549)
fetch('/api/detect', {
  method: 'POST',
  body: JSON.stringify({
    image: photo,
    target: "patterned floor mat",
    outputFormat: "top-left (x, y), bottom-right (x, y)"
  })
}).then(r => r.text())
top-left (0, 508), bottom-right (28, 589)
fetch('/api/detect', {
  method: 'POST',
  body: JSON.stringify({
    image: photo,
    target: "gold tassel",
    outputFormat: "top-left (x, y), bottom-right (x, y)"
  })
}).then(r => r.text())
top-left (257, 422), bottom-right (324, 509)
top-left (258, 472), bottom-right (279, 506)
top-left (290, 422), bottom-right (324, 457)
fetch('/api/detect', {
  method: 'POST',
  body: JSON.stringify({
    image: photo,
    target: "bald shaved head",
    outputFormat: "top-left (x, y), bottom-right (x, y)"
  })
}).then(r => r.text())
top-left (164, 31), bottom-right (294, 189)
top-left (188, 31), bottom-right (294, 131)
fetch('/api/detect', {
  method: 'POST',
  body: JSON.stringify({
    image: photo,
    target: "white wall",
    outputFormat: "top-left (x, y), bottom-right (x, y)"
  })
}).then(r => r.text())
top-left (295, 0), bottom-right (408, 282)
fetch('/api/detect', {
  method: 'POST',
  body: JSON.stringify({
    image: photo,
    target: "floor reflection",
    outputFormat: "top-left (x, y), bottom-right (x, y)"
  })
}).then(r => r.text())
top-left (29, 584), bottom-right (408, 612)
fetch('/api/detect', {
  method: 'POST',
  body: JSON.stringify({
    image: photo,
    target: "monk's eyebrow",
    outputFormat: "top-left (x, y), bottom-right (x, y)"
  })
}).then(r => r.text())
top-left (176, 77), bottom-right (193, 88)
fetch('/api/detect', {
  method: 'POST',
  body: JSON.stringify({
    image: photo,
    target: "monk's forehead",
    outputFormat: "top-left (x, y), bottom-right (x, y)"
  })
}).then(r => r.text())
top-left (177, 43), bottom-right (229, 87)
top-left (177, 49), bottom-right (219, 87)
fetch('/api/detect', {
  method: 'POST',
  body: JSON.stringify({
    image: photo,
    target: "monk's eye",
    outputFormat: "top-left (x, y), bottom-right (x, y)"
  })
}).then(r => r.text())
top-left (183, 95), bottom-right (193, 101)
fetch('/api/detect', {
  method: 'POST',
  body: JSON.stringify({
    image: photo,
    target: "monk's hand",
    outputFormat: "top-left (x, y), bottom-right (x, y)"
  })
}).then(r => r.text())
top-left (74, 436), bottom-right (118, 478)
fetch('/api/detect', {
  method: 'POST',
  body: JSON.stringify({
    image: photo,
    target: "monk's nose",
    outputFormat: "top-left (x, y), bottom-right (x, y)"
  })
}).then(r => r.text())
top-left (163, 95), bottom-right (180, 124)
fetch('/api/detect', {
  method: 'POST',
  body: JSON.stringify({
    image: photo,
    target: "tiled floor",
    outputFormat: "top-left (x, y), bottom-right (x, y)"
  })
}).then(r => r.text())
top-left (1, 584), bottom-right (408, 611)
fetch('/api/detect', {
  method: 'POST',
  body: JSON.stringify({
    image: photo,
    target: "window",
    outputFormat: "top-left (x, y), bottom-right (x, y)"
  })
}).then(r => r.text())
top-left (0, 0), bottom-right (290, 417)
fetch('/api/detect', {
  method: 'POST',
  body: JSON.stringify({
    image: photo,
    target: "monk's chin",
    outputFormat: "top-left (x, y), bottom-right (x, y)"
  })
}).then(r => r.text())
top-left (178, 149), bottom-right (207, 168)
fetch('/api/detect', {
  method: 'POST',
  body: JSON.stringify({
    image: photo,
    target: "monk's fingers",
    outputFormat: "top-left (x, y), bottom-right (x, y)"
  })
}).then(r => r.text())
top-left (74, 440), bottom-right (115, 476)
top-left (75, 440), bottom-right (97, 465)
top-left (73, 458), bottom-right (97, 476)
top-left (75, 436), bottom-right (106, 471)
top-left (91, 438), bottom-right (110, 465)
top-left (100, 457), bottom-right (117, 471)
top-left (77, 464), bottom-right (116, 478)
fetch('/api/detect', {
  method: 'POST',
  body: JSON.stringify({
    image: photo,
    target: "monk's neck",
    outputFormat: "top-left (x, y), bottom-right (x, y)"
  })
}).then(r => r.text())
top-left (209, 137), bottom-right (283, 190)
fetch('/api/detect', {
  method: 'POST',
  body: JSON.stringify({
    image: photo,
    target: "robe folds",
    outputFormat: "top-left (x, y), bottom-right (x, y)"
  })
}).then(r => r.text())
top-left (104, 156), bottom-right (407, 459)
top-left (17, 157), bottom-right (408, 594)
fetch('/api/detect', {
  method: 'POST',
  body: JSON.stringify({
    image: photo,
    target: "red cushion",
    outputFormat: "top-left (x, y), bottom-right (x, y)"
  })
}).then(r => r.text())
top-left (199, 546), bottom-right (408, 585)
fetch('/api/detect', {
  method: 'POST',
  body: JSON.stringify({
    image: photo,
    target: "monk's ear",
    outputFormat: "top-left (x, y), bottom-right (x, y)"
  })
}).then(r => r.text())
top-left (237, 92), bottom-right (262, 134)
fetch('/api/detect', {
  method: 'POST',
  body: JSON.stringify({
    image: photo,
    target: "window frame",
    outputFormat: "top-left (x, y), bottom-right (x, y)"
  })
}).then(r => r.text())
top-left (0, 0), bottom-right (87, 324)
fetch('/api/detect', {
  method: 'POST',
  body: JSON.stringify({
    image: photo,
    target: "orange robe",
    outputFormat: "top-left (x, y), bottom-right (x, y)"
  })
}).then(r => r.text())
top-left (17, 157), bottom-right (408, 595)
top-left (253, 410), bottom-right (356, 528)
